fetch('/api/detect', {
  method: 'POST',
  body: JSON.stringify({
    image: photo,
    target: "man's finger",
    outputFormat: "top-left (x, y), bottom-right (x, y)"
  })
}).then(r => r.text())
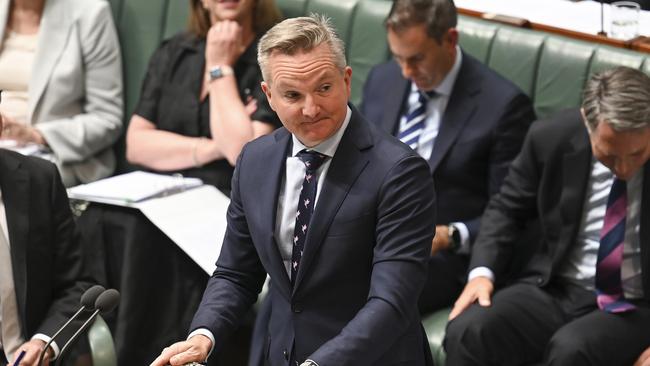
top-left (449, 290), bottom-right (475, 320)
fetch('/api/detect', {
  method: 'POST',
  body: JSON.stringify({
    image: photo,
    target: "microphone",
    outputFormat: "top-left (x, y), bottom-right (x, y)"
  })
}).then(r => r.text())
top-left (37, 285), bottom-right (105, 366)
top-left (54, 289), bottom-right (120, 366)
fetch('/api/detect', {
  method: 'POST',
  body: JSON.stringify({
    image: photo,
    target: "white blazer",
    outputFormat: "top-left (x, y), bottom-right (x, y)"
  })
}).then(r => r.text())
top-left (0, 0), bottom-right (123, 186)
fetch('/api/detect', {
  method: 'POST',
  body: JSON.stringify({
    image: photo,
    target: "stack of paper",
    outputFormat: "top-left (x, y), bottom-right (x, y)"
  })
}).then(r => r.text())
top-left (68, 171), bottom-right (203, 206)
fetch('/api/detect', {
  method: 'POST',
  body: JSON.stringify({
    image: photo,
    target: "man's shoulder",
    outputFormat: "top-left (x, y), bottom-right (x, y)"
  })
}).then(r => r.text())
top-left (0, 149), bottom-right (59, 181)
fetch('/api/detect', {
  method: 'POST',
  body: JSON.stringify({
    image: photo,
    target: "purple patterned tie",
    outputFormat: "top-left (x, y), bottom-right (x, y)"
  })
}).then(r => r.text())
top-left (595, 178), bottom-right (635, 313)
top-left (291, 150), bottom-right (328, 285)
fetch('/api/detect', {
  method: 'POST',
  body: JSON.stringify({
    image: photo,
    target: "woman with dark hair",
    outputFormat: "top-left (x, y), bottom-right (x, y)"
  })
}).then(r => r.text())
top-left (126, 0), bottom-right (282, 193)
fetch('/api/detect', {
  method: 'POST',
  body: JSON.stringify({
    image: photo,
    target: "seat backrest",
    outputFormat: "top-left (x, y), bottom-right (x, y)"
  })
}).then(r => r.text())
top-left (88, 315), bottom-right (117, 366)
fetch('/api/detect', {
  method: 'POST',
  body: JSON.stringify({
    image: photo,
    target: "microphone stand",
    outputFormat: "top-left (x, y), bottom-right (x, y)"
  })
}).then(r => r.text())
top-left (598, 0), bottom-right (607, 36)
top-left (37, 306), bottom-right (87, 366)
top-left (53, 309), bottom-right (103, 366)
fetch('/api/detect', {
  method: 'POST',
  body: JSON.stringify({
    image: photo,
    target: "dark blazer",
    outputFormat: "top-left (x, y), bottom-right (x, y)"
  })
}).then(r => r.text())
top-left (469, 109), bottom-right (650, 298)
top-left (191, 107), bottom-right (437, 366)
top-left (0, 149), bottom-right (87, 347)
top-left (360, 51), bottom-right (535, 242)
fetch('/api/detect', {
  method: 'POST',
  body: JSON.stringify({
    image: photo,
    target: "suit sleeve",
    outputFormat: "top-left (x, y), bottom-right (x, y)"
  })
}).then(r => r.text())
top-left (189, 144), bottom-right (267, 352)
top-left (36, 1), bottom-right (123, 163)
top-left (469, 121), bottom-right (542, 280)
top-left (463, 92), bottom-right (536, 244)
top-left (36, 164), bottom-right (88, 344)
top-left (309, 155), bottom-right (436, 366)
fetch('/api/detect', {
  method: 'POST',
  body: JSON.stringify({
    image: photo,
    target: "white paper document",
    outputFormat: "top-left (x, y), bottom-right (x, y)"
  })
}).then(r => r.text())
top-left (138, 185), bottom-right (230, 274)
top-left (68, 171), bottom-right (203, 206)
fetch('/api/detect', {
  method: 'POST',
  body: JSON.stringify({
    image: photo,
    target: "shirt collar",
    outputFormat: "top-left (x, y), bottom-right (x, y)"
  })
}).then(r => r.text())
top-left (292, 105), bottom-right (352, 158)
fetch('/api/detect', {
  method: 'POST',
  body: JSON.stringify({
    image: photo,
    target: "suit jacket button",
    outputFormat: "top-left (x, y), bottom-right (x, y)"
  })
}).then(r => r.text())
top-left (283, 349), bottom-right (289, 360)
top-left (537, 277), bottom-right (544, 285)
top-left (292, 302), bottom-right (303, 313)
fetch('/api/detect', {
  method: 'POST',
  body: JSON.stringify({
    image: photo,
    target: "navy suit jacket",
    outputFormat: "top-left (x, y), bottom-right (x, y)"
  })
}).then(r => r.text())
top-left (0, 149), bottom-right (87, 347)
top-left (470, 109), bottom-right (650, 297)
top-left (360, 51), bottom-right (535, 243)
top-left (190, 107), bottom-right (436, 366)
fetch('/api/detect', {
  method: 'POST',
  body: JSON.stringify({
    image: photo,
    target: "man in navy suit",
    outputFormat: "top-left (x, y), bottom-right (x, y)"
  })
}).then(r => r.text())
top-left (151, 15), bottom-right (436, 366)
top-left (360, 0), bottom-right (536, 314)
top-left (445, 67), bottom-right (650, 365)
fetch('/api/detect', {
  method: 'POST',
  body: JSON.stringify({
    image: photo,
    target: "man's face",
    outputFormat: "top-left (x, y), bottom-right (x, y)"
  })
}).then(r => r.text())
top-left (261, 44), bottom-right (352, 147)
top-left (387, 24), bottom-right (456, 91)
top-left (588, 120), bottom-right (650, 181)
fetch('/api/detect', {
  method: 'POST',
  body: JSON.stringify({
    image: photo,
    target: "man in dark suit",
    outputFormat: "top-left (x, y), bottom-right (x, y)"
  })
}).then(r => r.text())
top-left (0, 113), bottom-right (88, 364)
top-left (445, 66), bottom-right (650, 365)
top-left (151, 15), bottom-right (436, 366)
top-left (360, 0), bottom-right (536, 313)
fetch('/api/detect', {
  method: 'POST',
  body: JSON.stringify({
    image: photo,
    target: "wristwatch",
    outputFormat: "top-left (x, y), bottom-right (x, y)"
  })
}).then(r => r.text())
top-left (208, 65), bottom-right (234, 81)
top-left (448, 224), bottom-right (461, 252)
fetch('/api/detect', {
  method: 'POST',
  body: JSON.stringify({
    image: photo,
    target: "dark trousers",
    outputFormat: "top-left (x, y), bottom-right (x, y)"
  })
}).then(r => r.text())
top-left (444, 281), bottom-right (650, 366)
top-left (1, 351), bottom-right (6, 366)
top-left (418, 251), bottom-right (468, 315)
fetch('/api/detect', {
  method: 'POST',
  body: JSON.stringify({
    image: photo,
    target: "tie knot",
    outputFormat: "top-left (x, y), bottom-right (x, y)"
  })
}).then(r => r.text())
top-left (297, 150), bottom-right (328, 172)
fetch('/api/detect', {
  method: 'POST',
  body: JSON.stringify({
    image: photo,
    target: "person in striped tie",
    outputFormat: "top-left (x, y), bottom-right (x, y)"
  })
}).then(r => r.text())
top-left (444, 66), bottom-right (650, 366)
top-left (360, 0), bottom-right (536, 316)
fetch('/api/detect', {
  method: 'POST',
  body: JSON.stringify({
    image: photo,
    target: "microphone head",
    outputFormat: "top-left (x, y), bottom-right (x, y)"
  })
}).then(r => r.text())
top-left (80, 285), bottom-right (106, 309)
top-left (94, 289), bottom-right (120, 313)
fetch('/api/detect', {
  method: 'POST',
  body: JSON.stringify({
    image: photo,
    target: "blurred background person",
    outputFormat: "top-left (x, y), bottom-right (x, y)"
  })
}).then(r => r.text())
top-left (0, 0), bottom-right (123, 187)
top-left (126, 0), bottom-right (282, 194)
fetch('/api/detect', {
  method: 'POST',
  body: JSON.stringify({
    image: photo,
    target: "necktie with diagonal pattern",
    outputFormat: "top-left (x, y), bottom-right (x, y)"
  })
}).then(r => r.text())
top-left (595, 178), bottom-right (635, 313)
top-left (291, 150), bottom-right (328, 286)
top-left (398, 90), bottom-right (435, 150)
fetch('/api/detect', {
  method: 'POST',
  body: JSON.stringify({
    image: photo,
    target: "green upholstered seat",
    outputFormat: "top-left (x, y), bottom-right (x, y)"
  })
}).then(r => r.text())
top-left (488, 27), bottom-right (546, 99)
top-left (348, 0), bottom-right (392, 105)
top-left (457, 17), bottom-right (498, 63)
top-left (88, 315), bottom-right (117, 366)
top-left (275, 0), bottom-right (308, 19)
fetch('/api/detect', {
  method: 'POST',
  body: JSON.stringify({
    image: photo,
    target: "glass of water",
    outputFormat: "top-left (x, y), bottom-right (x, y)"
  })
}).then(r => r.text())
top-left (610, 1), bottom-right (640, 40)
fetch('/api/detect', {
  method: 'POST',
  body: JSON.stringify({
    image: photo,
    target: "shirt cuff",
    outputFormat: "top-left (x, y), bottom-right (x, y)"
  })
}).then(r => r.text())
top-left (32, 333), bottom-right (60, 359)
top-left (468, 266), bottom-right (495, 282)
top-left (301, 359), bottom-right (320, 366)
top-left (188, 328), bottom-right (215, 358)
top-left (450, 221), bottom-right (470, 255)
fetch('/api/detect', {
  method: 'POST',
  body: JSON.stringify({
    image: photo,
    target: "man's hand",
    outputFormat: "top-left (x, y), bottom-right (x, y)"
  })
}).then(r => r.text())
top-left (634, 346), bottom-right (650, 366)
top-left (11, 338), bottom-right (53, 366)
top-left (448, 276), bottom-right (494, 321)
top-left (205, 20), bottom-right (244, 67)
top-left (430, 225), bottom-right (450, 256)
top-left (150, 335), bottom-right (212, 366)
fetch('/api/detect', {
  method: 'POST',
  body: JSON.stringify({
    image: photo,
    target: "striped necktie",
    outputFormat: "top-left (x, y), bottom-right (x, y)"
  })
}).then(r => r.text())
top-left (398, 90), bottom-right (435, 150)
top-left (595, 178), bottom-right (635, 313)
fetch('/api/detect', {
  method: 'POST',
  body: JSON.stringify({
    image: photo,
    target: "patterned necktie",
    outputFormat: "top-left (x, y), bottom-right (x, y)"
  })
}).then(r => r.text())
top-left (291, 150), bottom-right (328, 285)
top-left (398, 90), bottom-right (435, 150)
top-left (595, 178), bottom-right (635, 313)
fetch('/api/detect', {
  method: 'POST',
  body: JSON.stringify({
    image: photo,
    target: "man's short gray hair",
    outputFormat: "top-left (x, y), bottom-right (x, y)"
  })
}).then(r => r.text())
top-left (257, 14), bottom-right (347, 83)
top-left (385, 0), bottom-right (457, 43)
top-left (582, 66), bottom-right (650, 132)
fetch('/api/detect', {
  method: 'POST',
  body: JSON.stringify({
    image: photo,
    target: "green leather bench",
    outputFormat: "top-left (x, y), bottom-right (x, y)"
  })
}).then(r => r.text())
top-left (104, 0), bottom-right (650, 364)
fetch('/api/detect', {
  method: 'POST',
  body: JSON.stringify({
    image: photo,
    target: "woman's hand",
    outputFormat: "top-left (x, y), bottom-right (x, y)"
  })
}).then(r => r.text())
top-left (205, 20), bottom-right (244, 67)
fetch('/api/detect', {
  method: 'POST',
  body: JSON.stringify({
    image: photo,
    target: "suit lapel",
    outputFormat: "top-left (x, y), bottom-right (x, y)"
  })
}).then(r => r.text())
top-left (256, 129), bottom-right (293, 297)
top-left (380, 67), bottom-right (410, 136)
top-left (428, 55), bottom-right (480, 172)
top-left (640, 162), bottom-right (650, 300)
top-left (292, 110), bottom-right (371, 294)
top-left (0, 152), bottom-right (31, 332)
top-left (556, 130), bottom-right (591, 263)
top-left (28, 0), bottom-right (71, 121)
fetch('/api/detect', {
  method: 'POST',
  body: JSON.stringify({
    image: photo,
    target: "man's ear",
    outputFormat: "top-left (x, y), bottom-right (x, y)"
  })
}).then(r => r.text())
top-left (580, 107), bottom-right (593, 134)
top-left (261, 81), bottom-right (275, 111)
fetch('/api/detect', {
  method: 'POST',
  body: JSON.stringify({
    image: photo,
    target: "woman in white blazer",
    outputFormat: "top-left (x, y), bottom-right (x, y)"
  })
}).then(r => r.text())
top-left (0, 0), bottom-right (123, 186)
